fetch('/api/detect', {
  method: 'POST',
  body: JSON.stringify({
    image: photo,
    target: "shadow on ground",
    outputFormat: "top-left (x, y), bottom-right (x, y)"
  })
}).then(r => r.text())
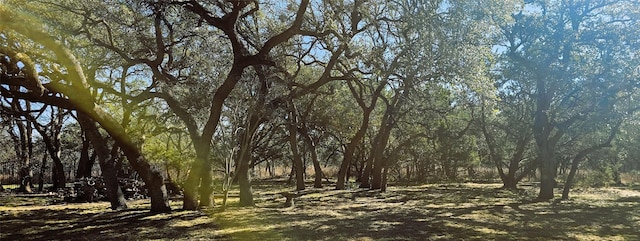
top-left (213, 183), bottom-right (640, 240)
top-left (0, 200), bottom-right (228, 241)
top-left (2, 183), bottom-right (639, 241)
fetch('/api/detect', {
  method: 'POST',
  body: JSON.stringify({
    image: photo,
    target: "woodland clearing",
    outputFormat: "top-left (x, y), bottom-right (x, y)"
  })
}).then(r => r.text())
top-left (1, 181), bottom-right (639, 241)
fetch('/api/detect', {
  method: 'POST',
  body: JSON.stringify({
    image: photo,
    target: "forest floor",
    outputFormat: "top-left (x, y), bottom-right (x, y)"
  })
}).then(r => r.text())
top-left (1, 181), bottom-right (639, 240)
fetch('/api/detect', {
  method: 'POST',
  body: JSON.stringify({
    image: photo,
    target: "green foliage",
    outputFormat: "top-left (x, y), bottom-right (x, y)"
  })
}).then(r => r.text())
top-left (575, 169), bottom-right (615, 188)
top-left (3, 0), bottom-right (640, 204)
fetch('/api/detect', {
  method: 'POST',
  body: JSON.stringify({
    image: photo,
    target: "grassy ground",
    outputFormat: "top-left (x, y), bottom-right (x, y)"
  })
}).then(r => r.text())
top-left (1, 182), bottom-right (639, 240)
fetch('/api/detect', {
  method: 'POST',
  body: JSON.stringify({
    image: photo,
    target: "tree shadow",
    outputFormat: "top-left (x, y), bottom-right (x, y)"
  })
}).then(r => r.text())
top-left (222, 184), bottom-right (640, 240)
top-left (0, 202), bottom-right (229, 241)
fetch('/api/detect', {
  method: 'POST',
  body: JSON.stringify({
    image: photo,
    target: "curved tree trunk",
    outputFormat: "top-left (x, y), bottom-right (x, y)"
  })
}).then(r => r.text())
top-left (562, 125), bottom-right (618, 199)
top-left (78, 114), bottom-right (128, 210)
top-left (337, 141), bottom-right (360, 190)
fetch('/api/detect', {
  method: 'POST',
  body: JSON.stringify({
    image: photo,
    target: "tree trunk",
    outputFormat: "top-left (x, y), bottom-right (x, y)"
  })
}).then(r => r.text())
top-left (78, 114), bottom-right (128, 210)
top-left (51, 157), bottom-right (65, 190)
top-left (298, 124), bottom-right (324, 188)
top-left (502, 175), bottom-right (517, 190)
top-left (537, 147), bottom-right (556, 200)
top-left (561, 158), bottom-right (580, 200)
top-left (337, 80), bottom-right (385, 190)
top-left (371, 123), bottom-right (393, 189)
top-left (237, 152), bottom-right (254, 206)
top-left (562, 129), bottom-right (617, 199)
top-left (16, 118), bottom-right (32, 193)
top-left (38, 154), bottom-right (46, 192)
top-left (337, 111), bottom-right (373, 190)
top-left (19, 167), bottom-right (32, 193)
top-left (337, 143), bottom-right (357, 190)
top-left (85, 107), bottom-right (172, 212)
top-left (359, 155), bottom-right (373, 188)
top-left (380, 167), bottom-right (388, 192)
top-left (39, 130), bottom-right (65, 190)
top-left (76, 131), bottom-right (95, 178)
top-left (310, 144), bottom-right (323, 188)
top-left (532, 78), bottom-right (559, 201)
top-left (198, 162), bottom-right (214, 208)
top-left (235, 122), bottom-right (258, 207)
top-left (287, 101), bottom-right (305, 191)
top-left (503, 135), bottom-right (532, 190)
top-left (182, 149), bottom-right (204, 210)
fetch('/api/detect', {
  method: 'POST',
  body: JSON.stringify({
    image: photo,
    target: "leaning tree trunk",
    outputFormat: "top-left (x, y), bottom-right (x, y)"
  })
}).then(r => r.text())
top-left (561, 157), bottom-right (580, 200)
top-left (78, 114), bottom-right (128, 210)
top-left (562, 127), bottom-right (617, 200)
top-left (0, 17), bottom-right (169, 211)
top-left (371, 121), bottom-right (393, 190)
top-left (337, 111), bottom-right (373, 190)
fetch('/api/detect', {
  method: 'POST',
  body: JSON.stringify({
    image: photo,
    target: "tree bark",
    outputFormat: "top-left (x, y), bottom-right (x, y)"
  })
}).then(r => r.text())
top-left (287, 100), bottom-right (305, 191)
top-left (35, 125), bottom-right (65, 190)
top-left (236, 143), bottom-right (254, 206)
top-left (337, 81), bottom-right (385, 190)
top-left (360, 156), bottom-right (373, 188)
top-left (380, 167), bottom-right (388, 192)
top-left (78, 114), bottom-right (128, 210)
top-left (536, 147), bottom-right (556, 200)
top-left (15, 117), bottom-right (33, 193)
top-left (0, 11), bottom-right (170, 211)
top-left (310, 142), bottom-right (323, 188)
top-left (76, 131), bottom-right (96, 178)
top-left (38, 154), bottom-right (46, 192)
top-left (197, 162), bottom-right (214, 208)
top-left (371, 115), bottom-right (394, 189)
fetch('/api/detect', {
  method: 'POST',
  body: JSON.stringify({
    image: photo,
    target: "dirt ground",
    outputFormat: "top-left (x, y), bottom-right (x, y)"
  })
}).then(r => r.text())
top-left (1, 182), bottom-right (639, 240)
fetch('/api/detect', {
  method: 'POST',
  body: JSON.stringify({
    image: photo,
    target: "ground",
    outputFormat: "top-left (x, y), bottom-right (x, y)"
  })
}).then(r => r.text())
top-left (1, 182), bottom-right (639, 240)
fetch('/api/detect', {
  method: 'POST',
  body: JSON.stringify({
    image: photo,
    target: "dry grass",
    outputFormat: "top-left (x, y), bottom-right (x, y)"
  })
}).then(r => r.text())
top-left (1, 182), bottom-right (639, 240)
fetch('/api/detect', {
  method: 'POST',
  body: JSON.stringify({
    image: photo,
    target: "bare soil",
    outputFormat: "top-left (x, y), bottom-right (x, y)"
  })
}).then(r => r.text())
top-left (1, 182), bottom-right (639, 240)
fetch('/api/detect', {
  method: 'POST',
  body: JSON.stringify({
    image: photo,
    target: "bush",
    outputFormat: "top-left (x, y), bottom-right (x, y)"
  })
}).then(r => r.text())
top-left (575, 169), bottom-right (614, 188)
